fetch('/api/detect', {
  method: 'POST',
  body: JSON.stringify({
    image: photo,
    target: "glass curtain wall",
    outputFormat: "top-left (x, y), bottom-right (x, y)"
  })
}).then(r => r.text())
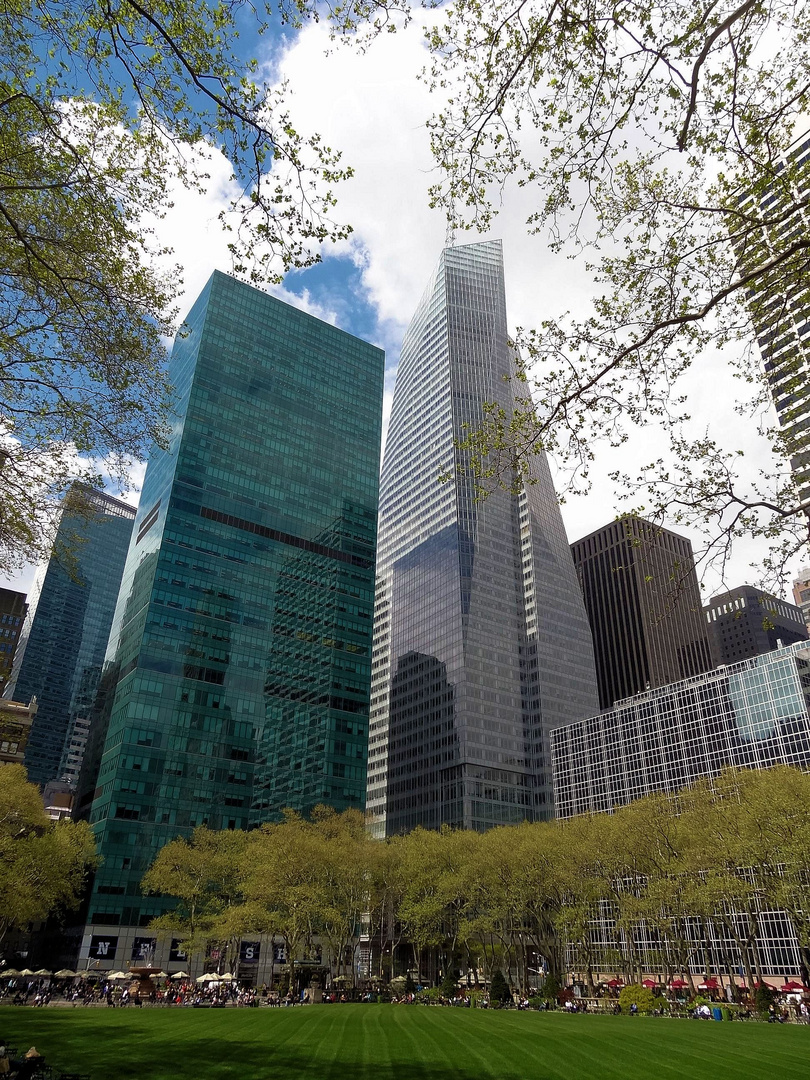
top-left (366, 241), bottom-right (599, 836)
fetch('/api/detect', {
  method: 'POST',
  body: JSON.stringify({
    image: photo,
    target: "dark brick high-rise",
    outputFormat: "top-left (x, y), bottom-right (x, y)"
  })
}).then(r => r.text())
top-left (571, 516), bottom-right (713, 710)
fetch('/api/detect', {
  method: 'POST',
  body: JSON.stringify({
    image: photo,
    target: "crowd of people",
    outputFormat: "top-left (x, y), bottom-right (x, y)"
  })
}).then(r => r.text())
top-left (2, 972), bottom-right (810, 1022)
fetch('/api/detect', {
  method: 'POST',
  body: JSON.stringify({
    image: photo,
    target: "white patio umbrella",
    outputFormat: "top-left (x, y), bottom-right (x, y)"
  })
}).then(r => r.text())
top-left (171, 971), bottom-right (190, 980)
top-left (196, 973), bottom-right (219, 983)
top-left (152, 971), bottom-right (168, 978)
top-left (1, 970), bottom-right (20, 978)
top-left (54, 970), bottom-right (76, 978)
top-left (218, 973), bottom-right (234, 981)
top-left (108, 972), bottom-right (129, 980)
top-left (18, 969), bottom-right (35, 977)
top-left (33, 969), bottom-right (52, 977)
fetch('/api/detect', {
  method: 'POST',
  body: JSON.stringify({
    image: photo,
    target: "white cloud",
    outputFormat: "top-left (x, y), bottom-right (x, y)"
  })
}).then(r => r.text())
top-left (272, 22), bottom-right (794, 597)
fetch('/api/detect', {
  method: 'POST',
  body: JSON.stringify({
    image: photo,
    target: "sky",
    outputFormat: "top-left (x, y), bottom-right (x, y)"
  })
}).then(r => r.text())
top-left (1, 15), bottom-right (802, 603)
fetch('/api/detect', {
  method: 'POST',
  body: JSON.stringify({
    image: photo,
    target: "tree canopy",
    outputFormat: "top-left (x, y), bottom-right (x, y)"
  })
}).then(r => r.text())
top-left (0, 763), bottom-right (98, 943)
top-left (143, 767), bottom-right (810, 992)
top-left (412, 0), bottom-right (810, 584)
top-left (0, 0), bottom-right (377, 572)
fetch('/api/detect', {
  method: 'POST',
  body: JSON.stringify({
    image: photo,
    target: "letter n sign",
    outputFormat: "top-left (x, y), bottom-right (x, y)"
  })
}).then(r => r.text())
top-left (89, 935), bottom-right (118, 960)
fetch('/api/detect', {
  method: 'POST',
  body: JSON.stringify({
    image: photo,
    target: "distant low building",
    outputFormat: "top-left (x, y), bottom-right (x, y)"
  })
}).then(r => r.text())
top-left (0, 696), bottom-right (37, 765)
top-left (42, 779), bottom-right (75, 821)
top-left (705, 585), bottom-right (808, 666)
top-left (551, 640), bottom-right (810, 819)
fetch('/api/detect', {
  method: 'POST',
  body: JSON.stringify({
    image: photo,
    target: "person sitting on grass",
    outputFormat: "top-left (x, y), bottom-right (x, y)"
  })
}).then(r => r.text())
top-left (9, 1047), bottom-right (45, 1079)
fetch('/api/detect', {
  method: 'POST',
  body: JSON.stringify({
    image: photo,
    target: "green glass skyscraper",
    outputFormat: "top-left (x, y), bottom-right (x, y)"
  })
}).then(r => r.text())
top-left (78, 271), bottom-right (383, 964)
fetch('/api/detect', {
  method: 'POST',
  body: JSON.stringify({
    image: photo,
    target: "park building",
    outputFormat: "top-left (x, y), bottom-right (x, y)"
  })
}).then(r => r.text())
top-left (75, 271), bottom-right (383, 972)
top-left (365, 240), bottom-right (598, 837)
top-left (550, 640), bottom-right (810, 981)
top-left (550, 639), bottom-right (810, 819)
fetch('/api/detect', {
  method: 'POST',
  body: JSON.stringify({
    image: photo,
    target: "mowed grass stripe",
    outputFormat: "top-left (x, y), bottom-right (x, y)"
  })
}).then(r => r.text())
top-left (3, 1004), bottom-right (808, 1079)
top-left (387, 1002), bottom-right (450, 1077)
top-left (364, 1004), bottom-right (394, 1076)
top-left (420, 1008), bottom-right (510, 1078)
top-left (406, 1007), bottom-right (471, 1079)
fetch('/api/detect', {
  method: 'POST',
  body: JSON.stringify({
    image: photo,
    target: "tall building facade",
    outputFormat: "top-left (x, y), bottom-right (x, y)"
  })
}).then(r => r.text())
top-left (0, 588), bottom-right (26, 694)
top-left (366, 240), bottom-right (599, 837)
top-left (551, 640), bottom-right (810, 819)
top-left (792, 570), bottom-right (810, 635)
top-left (3, 489), bottom-right (135, 787)
top-left (705, 585), bottom-right (807, 666)
top-left (78, 271), bottom-right (383, 962)
top-left (736, 135), bottom-right (810, 502)
top-left (571, 516), bottom-right (713, 711)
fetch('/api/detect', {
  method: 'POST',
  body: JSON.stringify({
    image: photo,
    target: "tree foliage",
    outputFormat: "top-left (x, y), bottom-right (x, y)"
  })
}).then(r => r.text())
top-left (0, 0), bottom-right (389, 571)
top-left (413, 0), bottom-right (810, 584)
top-left (143, 768), bottom-right (810, 990)
top-left (0, 764), bottom-right (98, 942)
top-left (141, 826), bottom-right (248, 967)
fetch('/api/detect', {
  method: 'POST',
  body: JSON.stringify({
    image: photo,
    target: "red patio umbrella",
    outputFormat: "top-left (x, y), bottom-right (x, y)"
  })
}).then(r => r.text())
top-left (607, 978), bottom-right (624, 988)
top-left (698, 978), bottom-right (719, 990)
top-left (641, 979), bottom-right (658, 989)
top-left (669, 978), bottom-right (689, 988)
top-left (781, 980), bottom-right (809, 992)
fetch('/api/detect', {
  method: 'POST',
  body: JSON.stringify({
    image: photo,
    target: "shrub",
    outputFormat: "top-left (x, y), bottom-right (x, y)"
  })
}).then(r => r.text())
top-left (539, 974), bottom-right (563, 1002)
top-left (618, 984), bottom-right (656, 1014)
top-left (754, 984), bottom-right (776, 1016)
top-left (490, 970), bottom-right (512, 1004)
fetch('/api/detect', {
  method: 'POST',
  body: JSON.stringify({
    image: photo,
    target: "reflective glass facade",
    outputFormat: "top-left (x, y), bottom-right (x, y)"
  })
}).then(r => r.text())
top-left (4, 489), bottom-right (135, 787)
top-left (79, 271), bottom-right (383, 951)
top-left (366, 241), bottom-right (599, 836)
top-left (551, 639), bottom-right (810, 818)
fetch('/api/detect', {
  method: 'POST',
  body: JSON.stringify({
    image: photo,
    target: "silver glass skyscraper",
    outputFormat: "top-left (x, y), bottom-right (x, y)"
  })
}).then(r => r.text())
top-left (366, 240), bottom-right (599, 836)
top-left (4, 487), bottom-right (135, 788)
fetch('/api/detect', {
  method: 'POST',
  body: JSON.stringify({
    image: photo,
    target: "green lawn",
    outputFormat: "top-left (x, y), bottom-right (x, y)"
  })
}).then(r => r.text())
top-left (1, 1005), bottom-right (807, 1080)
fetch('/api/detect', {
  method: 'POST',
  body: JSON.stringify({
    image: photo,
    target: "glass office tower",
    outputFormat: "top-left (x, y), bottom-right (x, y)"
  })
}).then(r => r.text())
top-left (4, 488), bottom-right (135, 787)
top-left (365, 241), bottom-right (599, 836)
top-left (78, 271), bottom-right (383, 962)
top-left (551, 639), bottom-right (810, 819)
